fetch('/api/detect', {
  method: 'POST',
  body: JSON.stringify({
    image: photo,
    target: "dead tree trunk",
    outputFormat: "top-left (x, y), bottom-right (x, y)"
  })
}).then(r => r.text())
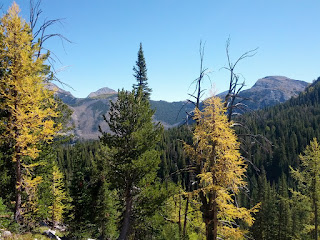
top-left (183, 41), bottom-right (210, 238)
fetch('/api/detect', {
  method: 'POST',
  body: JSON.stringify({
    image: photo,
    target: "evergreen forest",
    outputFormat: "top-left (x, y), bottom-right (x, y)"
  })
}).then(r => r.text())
top-left (1, 2), bottom-right (320, 240)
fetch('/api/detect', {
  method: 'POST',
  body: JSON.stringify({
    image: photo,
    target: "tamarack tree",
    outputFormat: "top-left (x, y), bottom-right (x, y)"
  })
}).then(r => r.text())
top-left (184, 97), bottom-right (259, 240)
top-left (291, 138), bottom-right (320, 240)
top-left (0, 3), bottom-right (61, 224)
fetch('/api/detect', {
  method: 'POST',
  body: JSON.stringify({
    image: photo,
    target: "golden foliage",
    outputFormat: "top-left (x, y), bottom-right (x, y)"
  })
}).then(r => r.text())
top-left (49, 163), bottom-right (71, 226)
top-left (0, 3), bottom-right (61, 161)
top-left (184, 97), bottom-right (259, 239)
top-left (291, 138), bottom-right (320, 237)
top-left (0, 3), bottom-right (61, 224)
top-left (21, 174), bottom-right (42, 227)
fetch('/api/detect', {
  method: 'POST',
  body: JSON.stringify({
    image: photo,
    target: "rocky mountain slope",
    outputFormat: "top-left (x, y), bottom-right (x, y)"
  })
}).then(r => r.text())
top-left (53, 76), bottom-right (308, 139)
top-left (50, 85), bottom-right (194, 139)
top-left (237, 76), bottom-right (309, 110)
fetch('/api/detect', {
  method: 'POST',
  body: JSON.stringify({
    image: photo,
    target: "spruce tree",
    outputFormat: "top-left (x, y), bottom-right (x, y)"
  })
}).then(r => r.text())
top-left (133, 43), bottom-right (152, 99)
top-left (100, 87), bottom-right (162, 239)
top-left (277, 174), bottom-right (292, 240)
top-left (251, 170), bottom-right (277, 240)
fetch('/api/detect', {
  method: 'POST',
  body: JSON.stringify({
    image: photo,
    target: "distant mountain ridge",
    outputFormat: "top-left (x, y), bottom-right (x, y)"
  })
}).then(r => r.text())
top-left (239, 76), bottom-right (309, 110)
top-left (52, 76), bottom-right (309, 139)
top-left (237, 76), bottom-right (320, 183)
top-left (218, 76), bottom-right (309, 111)
top-left (51, 85), bottom-right (194, 139)
top-left (87, 87), bottom-right (117, 98)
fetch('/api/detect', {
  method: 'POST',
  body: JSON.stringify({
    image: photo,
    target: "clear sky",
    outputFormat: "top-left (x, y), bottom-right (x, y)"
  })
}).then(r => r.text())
top-left (2, 0), bottom-right (320, 101)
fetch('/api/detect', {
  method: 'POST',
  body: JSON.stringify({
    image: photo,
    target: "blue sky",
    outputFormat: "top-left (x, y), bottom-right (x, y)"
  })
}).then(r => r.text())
top-left (3, 0), bottom-right (320, 101)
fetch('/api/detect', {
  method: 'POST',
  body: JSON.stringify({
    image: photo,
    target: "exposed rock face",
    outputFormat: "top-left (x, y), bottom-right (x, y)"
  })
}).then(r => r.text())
top-left (49, 84), bottom-right (192, 139)
top-left (239, 76), bottom-right (309, 110)
top-left (69, 97), bottom-right (116, 140)
top-left (45, 83), bottom-right (77, 105)
top-left (67, 97), bottom-right (192, 139)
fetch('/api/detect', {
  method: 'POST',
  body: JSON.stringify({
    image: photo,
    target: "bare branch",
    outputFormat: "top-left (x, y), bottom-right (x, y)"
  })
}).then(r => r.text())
top-left (176, 101), bottom-right (193, 121)
top-left (223, 37), bottom-right (258, 122)
top-left (28, 0), bottom-right (74, 92)
top-left (186, 40), bottom-right (212, 120)
top-left (164, 166), bottom-right (197, 181)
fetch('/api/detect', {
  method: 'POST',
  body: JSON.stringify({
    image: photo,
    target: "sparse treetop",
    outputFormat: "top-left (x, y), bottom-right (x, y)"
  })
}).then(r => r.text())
top-left (133, 43), bottom-right (152, 99)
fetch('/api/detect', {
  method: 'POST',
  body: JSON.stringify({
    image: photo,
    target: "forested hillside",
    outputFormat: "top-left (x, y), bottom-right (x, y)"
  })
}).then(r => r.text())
top-left (1, 2), bottom-right (320, 240)
top-left (239, 77), bottom-right (320, 181)
top-left (34, 78), bottom-right (320, 239)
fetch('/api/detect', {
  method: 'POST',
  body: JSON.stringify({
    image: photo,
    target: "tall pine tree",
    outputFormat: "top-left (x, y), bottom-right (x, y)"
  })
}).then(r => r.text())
top-left (133, 43), bottom-right (152, 99)
top-left (100, 88), bottom-right (162, 239)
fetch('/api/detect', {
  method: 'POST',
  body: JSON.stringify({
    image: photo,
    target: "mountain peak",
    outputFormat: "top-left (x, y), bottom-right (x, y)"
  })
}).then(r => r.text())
top-left (253, 76), bottom-right (307, 90)
top-left (240, 76), bottom-right (309, 110)
top-left (45, 82), bottom-right (74, 97)
top-left (87, 87), bottom-right (117, 98)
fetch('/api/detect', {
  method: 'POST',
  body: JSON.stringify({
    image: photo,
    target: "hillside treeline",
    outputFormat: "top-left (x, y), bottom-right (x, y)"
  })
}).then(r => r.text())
top-left (2, 3), bottom-right (320, 240)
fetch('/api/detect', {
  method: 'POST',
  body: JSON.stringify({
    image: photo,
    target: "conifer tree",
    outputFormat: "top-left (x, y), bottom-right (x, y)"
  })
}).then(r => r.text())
top-left (49, 163), bottom-right (71, 227)
top-left (0, 3), bottom-right (61, 224)
top-left (94, 145), bottom-right (119, 239)
top-left (277, 174), bottom-right (292, 240)
top-left (0, 197), bottom-right (12, 229)
top-left (68, 145), bottom-right (96, 238)
top-left (291, 138), bottom-right (320, 240)
top-left (100, 88), bottom-right (162, 240)
top-left (133, 43), bottom-right (152, 99)
top-left (251, 170), bottom-right (277, 240)
top-left (184, 97), bottom-right (259, 240)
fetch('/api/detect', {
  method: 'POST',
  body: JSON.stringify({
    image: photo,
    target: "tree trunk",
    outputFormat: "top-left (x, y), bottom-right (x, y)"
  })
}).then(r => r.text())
top-left (13, 83), bottom-right (21, 223)
top-left (14, 155), bottom-right (22, 223)
top-left (178, 195), bottom-right (182, 235)
top-left (212, 195), bottom-right (218, 240)
top-left (315, 193), bottom-right (318, 240)
top-left (52, 202), bottom-right (56, 227)
top-left (183, 196), bottom-right (189, 237)
top-left (200, 191), bottom-right (218, 240)
top-left (206, 198), bottom-right (218, 240)
top-left (118, 192), bottom-right (133, 240)
top-left (313, 173), bottom-right (318, 240)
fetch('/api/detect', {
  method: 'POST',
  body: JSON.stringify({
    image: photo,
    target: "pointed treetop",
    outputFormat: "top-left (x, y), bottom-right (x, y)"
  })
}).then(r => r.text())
top-left (133, 42), bottom-right (152, 99)
top-left (9, 2), bottom-right (21, 16)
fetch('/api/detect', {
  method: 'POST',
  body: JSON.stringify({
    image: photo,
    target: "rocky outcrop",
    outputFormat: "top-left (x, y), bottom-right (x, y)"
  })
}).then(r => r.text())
top-left (231, 76), bottom-right (308, 110)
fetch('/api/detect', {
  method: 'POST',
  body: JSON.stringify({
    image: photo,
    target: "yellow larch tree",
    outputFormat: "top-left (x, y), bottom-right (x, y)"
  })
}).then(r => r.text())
top-left (291, 138), bottom-right (320, 240)
top-left (184, 97), bottom-right (259, 240)
top-left (0, 3), bottom-right (61, 224)
top-left (49, 163), bottom-right (71, 227)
